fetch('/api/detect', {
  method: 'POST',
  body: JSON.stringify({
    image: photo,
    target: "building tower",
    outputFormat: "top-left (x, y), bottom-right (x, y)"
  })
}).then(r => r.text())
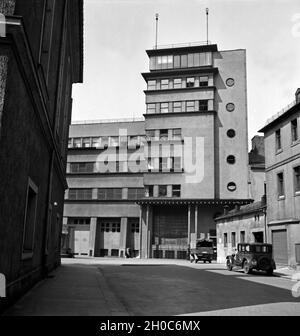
top-left (138, 42), bottom-right (251, 258)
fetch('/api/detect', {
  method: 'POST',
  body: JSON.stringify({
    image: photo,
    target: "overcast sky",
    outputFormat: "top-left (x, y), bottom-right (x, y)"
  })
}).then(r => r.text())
top-left (72, 0), bottom-right (300, 141)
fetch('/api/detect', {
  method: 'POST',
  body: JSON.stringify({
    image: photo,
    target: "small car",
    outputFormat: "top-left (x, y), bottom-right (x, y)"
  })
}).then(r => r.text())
top-left (226, 243), bottom-right (276, 275)
top-left (190, 239), bottom-right (214, 263)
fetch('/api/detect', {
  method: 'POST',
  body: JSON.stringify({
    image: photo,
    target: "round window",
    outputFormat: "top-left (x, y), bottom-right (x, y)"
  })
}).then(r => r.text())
top-left (227, 182), bottom-right (237, 192)
top-left (226, 103), bottom-right (235, 112)
top-left (226, 78), bottom-right (235, 87)
top-left (227, 129), bottom-right (236, 138)
top-left (227, 155), bottom-right (236, 164)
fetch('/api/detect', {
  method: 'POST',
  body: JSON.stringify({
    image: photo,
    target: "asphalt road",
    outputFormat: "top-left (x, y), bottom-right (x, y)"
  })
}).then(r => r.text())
top-left (98, 263), bottom-right (300, 316)
top-left (3, 259), bottom-right (300, 316)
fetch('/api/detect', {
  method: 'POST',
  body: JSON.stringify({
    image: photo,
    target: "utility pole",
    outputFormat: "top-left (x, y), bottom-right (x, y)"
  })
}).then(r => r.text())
top-left (155, 13), bottom-right (159, 49)
top-left (206, 8), bottom-right (209, 44)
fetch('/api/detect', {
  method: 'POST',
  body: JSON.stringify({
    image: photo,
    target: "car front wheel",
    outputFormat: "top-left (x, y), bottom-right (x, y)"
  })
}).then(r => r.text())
top-left (243, 261), bottom-right (252, 274)
top-left (266, 268), bottom-right (274, 276)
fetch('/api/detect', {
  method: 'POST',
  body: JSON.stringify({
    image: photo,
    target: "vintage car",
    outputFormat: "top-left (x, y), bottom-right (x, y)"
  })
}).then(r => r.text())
top-left (226, 243), bottom-right (276, 275)
top-left (190, 239), bottom-right (214, 263)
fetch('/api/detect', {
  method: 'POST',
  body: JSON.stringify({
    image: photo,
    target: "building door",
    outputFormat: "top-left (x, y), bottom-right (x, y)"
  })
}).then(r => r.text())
top-left (272, 229), bottom-right (288, 265)
top-left (74, 230), bottom-right (90, 256)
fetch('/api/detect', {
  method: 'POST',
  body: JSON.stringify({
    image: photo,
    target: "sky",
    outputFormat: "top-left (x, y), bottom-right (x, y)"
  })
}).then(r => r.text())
top-left (71, 0), bottom-right (300, 141)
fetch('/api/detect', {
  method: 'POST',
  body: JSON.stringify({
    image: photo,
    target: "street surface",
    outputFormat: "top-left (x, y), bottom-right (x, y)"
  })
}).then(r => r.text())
top-left (4, 258), bottom-right (300, 316)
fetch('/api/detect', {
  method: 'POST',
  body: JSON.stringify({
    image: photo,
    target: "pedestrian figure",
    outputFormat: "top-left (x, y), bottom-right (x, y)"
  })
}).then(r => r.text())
top-left (125, 247), bottom-right (131, 258)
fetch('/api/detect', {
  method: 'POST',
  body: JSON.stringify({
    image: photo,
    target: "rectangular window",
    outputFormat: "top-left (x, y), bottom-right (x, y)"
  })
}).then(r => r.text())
top-left (193, 53), bottom-right (200, 67)
top-left (161, 55), bottom-right (168, 69)
top-left (22, 179), bottom-right (38, 255)
top-left (128, 188), bottom-right (145, 200)
top-left (181, 54), bottom-right (188, 68)
top-left (174, 55), bottom-right (180, 68)
top-left (199, 76), bottom-right (209, 86)
top-left (68, 189), bottom-right (93, 200)
top-left (186, 77), bottom-right (195, 88)
top-left (186, 101), bottom-right (195, 112)
top-left (68, 139), bottom-right (73, 148)
top-left (101, 136), bottom-right (109, 148)
top-left (173, 102), bottom-right (182, 113)
top-left (159, 129), bottom-right (169, 141)
top-left (291, 119), bottom-right (298, 142)
top-left (145, 185), bottom-right (154, 197)
top-left (82, 138), bottom-right (91, 148)
top-left (159, 157), bottom-right (168, 172)
top-left (231, 232), bottom-right (236, 247)
top-left (146, 130), bottom-right (156, 141)
top-left (173, 78), bottom-right (182, 89)
top-left (68, 218), bottom-right (91, 225)
top-left (147, 103), bottom-right (156, 114)
top-left (70, 162), bottom-right (94, 174)
top-left (172, 128), bottom-right (182, 140)
top-left (171, 157), bottom-right (182, 171)
top-left (277, 172), bottom-right (285, 197)
top-left (158, 185), bottom-right (168, 197)
top-left (199, 100), bottom-right (208, 111)
top-left (148, 80), bottom-right (156, 90)
top-left (160, 102), bottom-right (169, 113)
top-left (161, 79), bottom-right (169, 90)
top-left (73, 138), bottom-right (81, 148)
top-left (294, 166), bottom-right (300, 193)
top-left (240, 231), bottom-right (246, 243)
top-left (129, 218), bottom-right (140, 233)
top-left (92, 137), bottom-right (101, 148)
top-left (276, 129), bottom-right (282, 151)
top-left (172, 185), bottom-right (181, 197)
top-left (188, 54), bottom-right (194, 67)
top-left (110, 136), bottom-right (119, 147)
top-left (224, 233), bottom-right (228, 247)
top-left (98, 188), bottom-right (122, 200)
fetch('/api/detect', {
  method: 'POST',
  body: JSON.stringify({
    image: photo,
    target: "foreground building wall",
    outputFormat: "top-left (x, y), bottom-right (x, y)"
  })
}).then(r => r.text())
top-left (0, 0), bottom-right (83, 308)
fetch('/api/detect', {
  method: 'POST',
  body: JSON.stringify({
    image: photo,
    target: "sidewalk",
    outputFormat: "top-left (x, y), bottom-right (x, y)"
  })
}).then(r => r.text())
top-left (3, 261), bottom-right (131, 316)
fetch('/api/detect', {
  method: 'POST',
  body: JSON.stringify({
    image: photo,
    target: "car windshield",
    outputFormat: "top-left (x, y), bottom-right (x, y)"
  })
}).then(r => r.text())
top-left (196, 240), bottom-right (213, 248)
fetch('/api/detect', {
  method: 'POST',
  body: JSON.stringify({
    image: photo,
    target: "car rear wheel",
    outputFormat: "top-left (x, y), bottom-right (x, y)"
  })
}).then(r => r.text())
top-left (226, 260), bottom-right (233, 271)
top-left (243, 261), bottom-right (252, 274)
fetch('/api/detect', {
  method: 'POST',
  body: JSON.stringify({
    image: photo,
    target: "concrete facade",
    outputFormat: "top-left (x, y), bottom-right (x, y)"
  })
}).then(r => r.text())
top-left (259, 89), bottom-right (300, 267)
top-left (0, 0), bottom-right (83, 310)
top-left (63, 43), bottom-right (251, 260)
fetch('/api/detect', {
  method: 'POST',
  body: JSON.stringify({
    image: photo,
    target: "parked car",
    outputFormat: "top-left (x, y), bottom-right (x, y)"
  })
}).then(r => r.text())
top-left (226, 243), bottom-right (276, 275)
top-left (190, 239), bottom-right (214, 263)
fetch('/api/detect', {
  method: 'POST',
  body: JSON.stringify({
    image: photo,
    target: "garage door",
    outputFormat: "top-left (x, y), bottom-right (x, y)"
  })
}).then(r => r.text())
top-left (272, 230), bottom-right (288, 265)
top-left (74, 230), bottom-right (90, 256)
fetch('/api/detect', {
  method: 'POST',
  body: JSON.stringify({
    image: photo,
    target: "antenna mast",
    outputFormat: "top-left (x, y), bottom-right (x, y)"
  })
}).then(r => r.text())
top-left (206, 8), bottom-right (209, 45)
top-left (155, 13), bottom-right (159, 49)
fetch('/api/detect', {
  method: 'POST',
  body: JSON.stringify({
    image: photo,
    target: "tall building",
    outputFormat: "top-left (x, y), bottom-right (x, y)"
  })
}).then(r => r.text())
top-left (259, 89), bottom-right (300, 267)
top-left (63, 42), bottom-right (251, 259)
top-left (0, 0), bottom-right (83, 308)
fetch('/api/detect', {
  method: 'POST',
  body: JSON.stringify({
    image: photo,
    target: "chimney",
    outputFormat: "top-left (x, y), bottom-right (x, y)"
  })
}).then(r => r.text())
top-left (296, 88), bottom-right (300, 104)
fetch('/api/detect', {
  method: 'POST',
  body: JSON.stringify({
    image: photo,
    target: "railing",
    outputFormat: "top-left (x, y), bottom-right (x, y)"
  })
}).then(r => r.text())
top-left (71, 117), bottom-right (145, 125)
top-left (264, 100), bottom-right (297, 126)
top-left (153, 41), bottom-right (212, 50)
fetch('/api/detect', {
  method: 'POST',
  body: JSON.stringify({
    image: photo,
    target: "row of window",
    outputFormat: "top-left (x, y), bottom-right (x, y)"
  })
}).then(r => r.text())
top-left (223, 231), bottom-right (264, 247)
top-left (224, 231), bottom-right (244, 248)
top-left (147, 76), bottom-right (209, 91)
top-left (67, 218), bottom-right (140, 233)
top-left (145, 185), bottom-right (181, 198)
top-left (147, 100), bottom-right (209, 114)
top-left (68, 129), bottom-right (183, 149)
top-left (275, 118), bottom-right (299, 152)
top-left (69, 158), bottom-right (183, 174)
top-left (68, 135), bottom-right (145, 149)
top-left (67, 186), bottom-right (182, 200)
top-left (149, 52), bottom-right (212, 71)
top-left (277, 166), bottom-right (300, 197)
